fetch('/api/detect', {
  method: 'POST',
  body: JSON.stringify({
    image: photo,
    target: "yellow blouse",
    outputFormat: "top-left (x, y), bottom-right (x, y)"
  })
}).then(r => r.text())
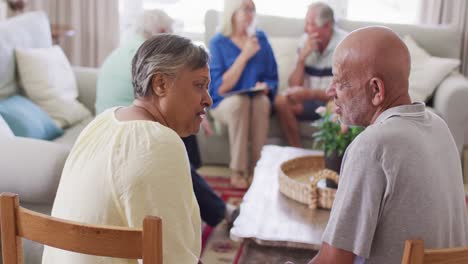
top-left (42, 108), bottom-right (201, 264)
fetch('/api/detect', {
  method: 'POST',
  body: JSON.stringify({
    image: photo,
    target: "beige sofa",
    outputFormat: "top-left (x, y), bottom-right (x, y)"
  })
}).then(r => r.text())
top-left (0, 11), bottom-right (98, 263)
top-left (198, 10), bottom-right (468, 169)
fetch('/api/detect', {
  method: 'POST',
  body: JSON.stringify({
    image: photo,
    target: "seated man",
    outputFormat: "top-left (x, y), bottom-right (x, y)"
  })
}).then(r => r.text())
top-left (308, 26), bottom-right (468, 264)
top-left (96, 9), bottom-right (236, 228)
top-left (274, 2), bottom-right (347, 147)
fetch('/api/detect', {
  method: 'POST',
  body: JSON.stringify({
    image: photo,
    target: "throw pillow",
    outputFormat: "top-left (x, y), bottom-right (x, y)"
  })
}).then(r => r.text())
top-left (15, 45), bottom-right (91, 128)
top-left (0, 95), bottom-right (63, 140)
top-left (269, 37), bottom-right (300, 93)
top-left (403, 35), bottom-right (460, 102)
top-left (0, 115), bottom-right (14, 138)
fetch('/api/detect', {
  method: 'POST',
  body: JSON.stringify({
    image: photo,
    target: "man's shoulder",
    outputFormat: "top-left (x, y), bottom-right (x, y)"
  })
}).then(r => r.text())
top-left (360, 114), bottom-right (432, 150)
top-left (347, 124), bottom-right (395, 154)
top-left (347, 127), bottom-right (379, 151)
top-left (326, 27), bottom-right (348, 50)
top-left (333, 27), bottom-right (348, 40)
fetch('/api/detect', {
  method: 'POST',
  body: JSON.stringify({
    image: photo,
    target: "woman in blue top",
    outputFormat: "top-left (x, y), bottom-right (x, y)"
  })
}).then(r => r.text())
top-left (209, 0), bottom-right (278, 188)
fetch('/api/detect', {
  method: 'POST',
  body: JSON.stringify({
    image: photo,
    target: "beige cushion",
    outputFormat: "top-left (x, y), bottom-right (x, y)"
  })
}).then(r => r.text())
top-left (404, 35), bottom-right (460, 102)
top-left (269, 37), bottom-right (300, 93)
top-left (15, 45), bottom-right (91, 128)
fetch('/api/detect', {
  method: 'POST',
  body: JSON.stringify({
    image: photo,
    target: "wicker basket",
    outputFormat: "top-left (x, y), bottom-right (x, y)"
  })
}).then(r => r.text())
top-left (278, 155), bottom-right (339, 209)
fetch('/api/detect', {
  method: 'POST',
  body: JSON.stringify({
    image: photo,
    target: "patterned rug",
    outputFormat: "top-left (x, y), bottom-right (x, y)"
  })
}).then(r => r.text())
top-left (200, 176), bottom-right (247, 264)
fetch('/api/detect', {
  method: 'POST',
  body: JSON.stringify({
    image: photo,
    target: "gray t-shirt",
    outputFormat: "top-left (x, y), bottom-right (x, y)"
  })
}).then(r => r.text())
top-left (322, 103), bottom-right (468, 264)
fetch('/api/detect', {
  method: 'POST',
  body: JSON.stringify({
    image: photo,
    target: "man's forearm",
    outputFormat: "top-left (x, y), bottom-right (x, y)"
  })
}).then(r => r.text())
top-left (304, 89), bottom-right (331, 102)
top-left (288, 58), bottom-right (306, 87)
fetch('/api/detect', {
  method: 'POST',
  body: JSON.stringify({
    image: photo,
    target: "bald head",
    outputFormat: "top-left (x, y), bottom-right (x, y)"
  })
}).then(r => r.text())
top-left (336, 26), bottom-right (411, 100)
top-left (327, 26), bottom-right (412, 126)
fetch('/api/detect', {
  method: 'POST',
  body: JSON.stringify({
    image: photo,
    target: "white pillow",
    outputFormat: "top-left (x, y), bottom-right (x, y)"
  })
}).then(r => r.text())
top-left (0, 115), bottom-right (14, 138)
top-left (403, 35), bottom-right (460, 102)
top-left (269, 37), bottom-right (300, 93)
top-left (15, 46), bottom-right (91, 128)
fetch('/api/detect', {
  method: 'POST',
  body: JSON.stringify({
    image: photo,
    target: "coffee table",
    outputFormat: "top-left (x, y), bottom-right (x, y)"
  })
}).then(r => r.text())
top-left (230, 145), bottom-right (330, 250)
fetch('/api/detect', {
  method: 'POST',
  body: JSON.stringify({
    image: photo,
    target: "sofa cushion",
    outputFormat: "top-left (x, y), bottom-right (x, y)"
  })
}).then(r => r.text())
top-left (53, 116), bottom-right (94, 148)
top-left (0, 11), bottom-right (52, 99)
top-left (0, 95), bottom-right (63, 140)
top-left (0, 115), bottom-right (14, 138)
top-left (0, 137), bottom-right (68, 204)
top-left (269, 37), bottom-right (300, 92)
top-left (15, 45), bottom-right (91, 128)
top-left (404, 35), bottom-right (460, 102)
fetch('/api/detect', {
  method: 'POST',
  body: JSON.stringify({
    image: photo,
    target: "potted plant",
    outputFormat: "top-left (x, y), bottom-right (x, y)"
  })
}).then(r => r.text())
top-left (312, 104), bottom-right (364, 176)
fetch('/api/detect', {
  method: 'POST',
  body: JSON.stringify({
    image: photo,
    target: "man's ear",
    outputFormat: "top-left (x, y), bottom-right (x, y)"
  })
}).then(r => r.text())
top-left (151, 73), bottom-right (167, 97)
top-left (370, 77), bottom-right (385, 106)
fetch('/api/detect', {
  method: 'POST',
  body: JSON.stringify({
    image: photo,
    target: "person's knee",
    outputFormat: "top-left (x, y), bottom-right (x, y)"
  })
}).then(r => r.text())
top-left (229, 95), bottom-right (250, 114)
top-left (253, 95), bottom-right (270, 113)
top-left (292, 103), bottom-right (304, 115)
top-left (274, 94), bottom-right (288, 110)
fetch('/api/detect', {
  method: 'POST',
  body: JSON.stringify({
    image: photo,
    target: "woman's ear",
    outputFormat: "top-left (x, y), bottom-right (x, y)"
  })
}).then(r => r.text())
top-left (151, 73), bottom-right (167, 97)
top-left (370, 77), bottom-right (385, 106)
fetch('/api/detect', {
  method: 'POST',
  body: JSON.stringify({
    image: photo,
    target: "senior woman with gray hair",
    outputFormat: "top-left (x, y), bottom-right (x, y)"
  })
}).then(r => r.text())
top-left (96, 9), bottom-right (235, 229)
top-left (42, 34), bottom-right (211, 264)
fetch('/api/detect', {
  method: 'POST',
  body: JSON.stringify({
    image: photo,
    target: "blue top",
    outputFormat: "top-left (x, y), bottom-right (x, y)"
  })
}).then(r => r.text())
top-left (208, 30), bottom-right (278, 109)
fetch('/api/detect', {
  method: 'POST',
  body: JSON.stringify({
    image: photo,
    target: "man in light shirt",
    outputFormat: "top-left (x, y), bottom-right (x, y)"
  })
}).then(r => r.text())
top-left (274, 2), bottom-right (347, 147)
top-left (307, 26), bottom-right (468, 264)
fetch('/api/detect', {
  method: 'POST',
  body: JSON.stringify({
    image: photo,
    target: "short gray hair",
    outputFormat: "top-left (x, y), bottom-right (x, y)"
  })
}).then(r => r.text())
top-left (134, 9), bottom-right (174, 39)
top-left (309, 2), bottom-right (334, 27)
top-left (131, 34), bottom-right (210, 98)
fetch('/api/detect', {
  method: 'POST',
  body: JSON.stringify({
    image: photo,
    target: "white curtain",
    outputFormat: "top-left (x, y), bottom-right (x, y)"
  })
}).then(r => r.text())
top-left (27, 0), bottom-right (119, 67)
top-left (420, 0), bottom-right (468, 76)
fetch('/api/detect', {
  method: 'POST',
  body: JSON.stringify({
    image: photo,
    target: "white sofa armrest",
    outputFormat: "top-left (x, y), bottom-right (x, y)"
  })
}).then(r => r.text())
top-left (73, 66), bottom-right (98, 115)
top-left (0, 137), bottom-right (69, 204)
top-left (433, 72), bottom-right (468, 154)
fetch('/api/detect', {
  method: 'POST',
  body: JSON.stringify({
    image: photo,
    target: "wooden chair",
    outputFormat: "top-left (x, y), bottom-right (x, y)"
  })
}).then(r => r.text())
top-left (401, 239), bottom-right (468, 264)
top-left (0, 192), bottom-right (162, 264)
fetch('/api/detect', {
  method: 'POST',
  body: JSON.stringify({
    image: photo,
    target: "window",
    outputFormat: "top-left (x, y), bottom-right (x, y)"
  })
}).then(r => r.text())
top-left (134, 0), bottom-right (344, 41)
top-left (119, 0), bottom-right (422, 43)
top-left (141, 0), bottom-right (223, 40)
top-left (346, 0), bottom-right (422, 24)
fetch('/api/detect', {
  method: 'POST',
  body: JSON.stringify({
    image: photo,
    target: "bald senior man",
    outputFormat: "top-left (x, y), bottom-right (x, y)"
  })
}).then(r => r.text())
top-left (307, 26), bottom-right (468, 264)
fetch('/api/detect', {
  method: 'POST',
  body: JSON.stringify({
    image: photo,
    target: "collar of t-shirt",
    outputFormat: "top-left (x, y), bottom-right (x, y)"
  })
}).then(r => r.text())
top-left (374, 102), bottom-right (426, 124)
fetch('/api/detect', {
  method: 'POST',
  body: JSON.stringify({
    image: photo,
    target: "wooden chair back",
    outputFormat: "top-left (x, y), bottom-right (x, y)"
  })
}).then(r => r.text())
top-left (401, 239), bottom-right (468, 264)
top-left (0, 192), bottom-right (162, 264)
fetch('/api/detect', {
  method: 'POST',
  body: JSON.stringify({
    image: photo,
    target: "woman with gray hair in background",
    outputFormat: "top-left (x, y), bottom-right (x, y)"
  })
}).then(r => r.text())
top-left (96, 9), bottom-right (174, 113)
top-left (42, 34), bottom-right (212, 264)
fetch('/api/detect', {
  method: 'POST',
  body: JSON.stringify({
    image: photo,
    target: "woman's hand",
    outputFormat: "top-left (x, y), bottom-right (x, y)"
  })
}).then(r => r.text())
top-left (241, 36), bottom-right (261, 61)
